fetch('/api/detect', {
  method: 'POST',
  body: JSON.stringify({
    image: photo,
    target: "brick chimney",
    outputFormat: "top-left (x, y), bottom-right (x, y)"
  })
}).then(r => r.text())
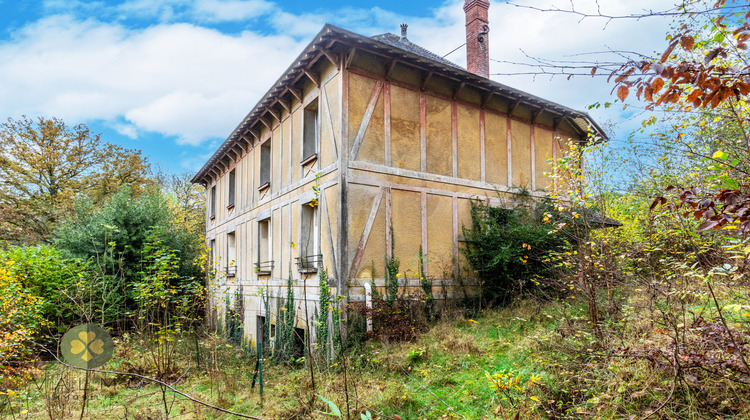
top-left (464, 0), bottom-right (490, 78)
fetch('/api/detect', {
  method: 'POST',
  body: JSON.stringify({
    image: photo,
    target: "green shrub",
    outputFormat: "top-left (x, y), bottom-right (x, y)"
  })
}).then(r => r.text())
top-left (0, 245), bottom-right (90, 331)
top-left (0, 263), bottom-right (46, 362)
top-left (462, 200), bottom-right (568, 306)
top-left (53, 186), bottom-right (205, 330)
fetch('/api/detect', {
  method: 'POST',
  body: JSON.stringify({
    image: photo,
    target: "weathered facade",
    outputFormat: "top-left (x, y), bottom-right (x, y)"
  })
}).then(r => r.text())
top-left (192, 2), bottom-right (603, 345)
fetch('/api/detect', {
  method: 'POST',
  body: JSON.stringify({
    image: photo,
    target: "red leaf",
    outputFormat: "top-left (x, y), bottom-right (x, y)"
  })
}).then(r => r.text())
top-left (652, 77), bottom-right (665, 94)
top-left (704, 48), bottom-right (721, 65)
top-left (697, 220), bottom-right (720, 231)
top-left (591, 66), bottom-right (597, 76)
top-left (681, 35), bottom-right (695, 51)
top-left (687, 88), bottom-right (703, 103)
top-left (660, 42), bottom-right (677, 63)
top-left (617, 85), bottom-right (629, 101)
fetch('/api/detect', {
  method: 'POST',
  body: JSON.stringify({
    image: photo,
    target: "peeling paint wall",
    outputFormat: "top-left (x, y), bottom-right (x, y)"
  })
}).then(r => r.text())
top-left (202, 46), bottom-right (585, 344)
top-left (205, 64), bottom-right (342, 345)
top-left (344, 55), bottom-right (581, 296)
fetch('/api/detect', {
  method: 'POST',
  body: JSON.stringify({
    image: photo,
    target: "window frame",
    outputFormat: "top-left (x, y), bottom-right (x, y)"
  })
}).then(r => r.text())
top-left (210, 185), bottom-right (216, 219)
top-left (301, 97), bottom-right (319, 165)
top-left (255, 217), bottom-right (273, 275)
top-left (297, 201), bottom-right (320, 273)
top-left (259, 139), bottom-right (271, 191)
top-left (226, 231), bottom-right (237, 278)
top-left (227, 169), bottom-right (236, 209)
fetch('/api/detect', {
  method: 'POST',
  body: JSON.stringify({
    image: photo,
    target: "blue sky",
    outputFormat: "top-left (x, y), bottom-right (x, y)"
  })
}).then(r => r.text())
top-left (0, 0), bottom-right (677, 175)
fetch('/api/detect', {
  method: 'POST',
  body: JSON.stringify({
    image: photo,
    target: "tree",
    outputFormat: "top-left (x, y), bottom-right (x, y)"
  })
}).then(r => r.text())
top-left (53, 185), bottom-right (205, 328)
top-left (0, 116), bottom-right (151, 244)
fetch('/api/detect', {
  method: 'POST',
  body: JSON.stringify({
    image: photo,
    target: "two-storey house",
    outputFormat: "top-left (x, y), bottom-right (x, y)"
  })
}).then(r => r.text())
top-left (191, 0), bottom-right (604, 345)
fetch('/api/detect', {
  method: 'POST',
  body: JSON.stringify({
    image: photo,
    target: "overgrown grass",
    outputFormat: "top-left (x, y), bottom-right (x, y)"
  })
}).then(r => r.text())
top-left (4, 281), bottom-right (750, 419)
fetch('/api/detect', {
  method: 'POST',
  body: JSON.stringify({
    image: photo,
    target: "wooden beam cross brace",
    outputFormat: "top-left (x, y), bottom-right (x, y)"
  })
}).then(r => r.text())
top-left (231, 145), bottom-right (243, 160)
top-left (248, 129), bottom-right (260, 143)
top-left (508, 100), bottom-right (521, 116)
top-left (421, 71), bottom-right (433, 91)
top-left (267, 108), bottom-right (280, 122)
top-left (345, 47), bottom-right (357, 68)
top-left (278, 99), bottom-right (291, 113)
top-left (385, 60), bottom-right (398, 80)
top-left (289, 88), bottom-right (303, 103)
top-left (452, 81), bottom-right (465, 101)
top-left (531, 108), bottom-right (544, 124)
top-left (303, 69), bottom-right (319, 86)
top-left (481, 92), bottom-right (494, 108)
top-left (258, 117), bottom-right (271, 130)
top-left (321, 49), bottom-right (339, 70)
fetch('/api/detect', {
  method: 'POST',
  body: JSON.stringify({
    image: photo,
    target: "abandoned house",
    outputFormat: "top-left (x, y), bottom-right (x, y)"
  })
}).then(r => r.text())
top-left (191, 0), bottom-right (605, 345)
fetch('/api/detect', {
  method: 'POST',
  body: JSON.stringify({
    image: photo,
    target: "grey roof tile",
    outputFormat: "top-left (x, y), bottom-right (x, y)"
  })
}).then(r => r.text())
top-left (371, 33), bottom-right (463, 70)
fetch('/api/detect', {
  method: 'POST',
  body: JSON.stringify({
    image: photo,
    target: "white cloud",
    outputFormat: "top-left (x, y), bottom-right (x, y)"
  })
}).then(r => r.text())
top-left (0, 0), bottom-right (685, 151)
top-left (0, 15), bottom-right (305, 145)
top-left (193, 0), bottom-right (274, 22)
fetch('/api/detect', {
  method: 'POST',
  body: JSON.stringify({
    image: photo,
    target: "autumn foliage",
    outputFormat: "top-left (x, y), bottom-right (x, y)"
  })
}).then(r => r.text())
top-left (612, 1), bottom-right (750, 110)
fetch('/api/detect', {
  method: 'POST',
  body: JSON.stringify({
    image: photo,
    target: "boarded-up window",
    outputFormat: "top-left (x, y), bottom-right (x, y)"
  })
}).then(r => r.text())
top-left (260, 141), bottom-right (271, 188)
top-left (228, 169), bottom-right (236, 207)
top-left (302, 99), bottom-right (318, 161)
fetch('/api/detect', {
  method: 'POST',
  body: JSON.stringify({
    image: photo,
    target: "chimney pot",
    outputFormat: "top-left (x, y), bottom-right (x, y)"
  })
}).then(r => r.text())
top-left (400, 23), bottom-right (408, 38)
top-left (464, 0), bottom-right (490, 78)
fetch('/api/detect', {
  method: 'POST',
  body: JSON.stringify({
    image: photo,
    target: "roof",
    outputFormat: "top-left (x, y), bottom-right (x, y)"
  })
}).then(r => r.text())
top-left (192, 24), bottom-right (608, 185)
top-left (370, 33), bottom-right (463, 70)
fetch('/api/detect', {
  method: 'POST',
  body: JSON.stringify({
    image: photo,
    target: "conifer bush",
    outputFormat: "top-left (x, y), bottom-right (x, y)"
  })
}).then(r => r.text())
top-left (462, 200), bottom-right (568, 306)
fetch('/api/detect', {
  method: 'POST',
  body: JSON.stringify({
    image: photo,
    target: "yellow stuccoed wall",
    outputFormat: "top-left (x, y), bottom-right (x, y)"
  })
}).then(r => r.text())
top-left (345, 62), bottom-right (580, 292)
top-left (202, 50), bottom-right (583, 344)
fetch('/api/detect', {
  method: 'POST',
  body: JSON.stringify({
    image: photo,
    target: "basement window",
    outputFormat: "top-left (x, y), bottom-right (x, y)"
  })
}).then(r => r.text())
top-left (256, 218), bottom-right (273, 275)
top-left (226, 231), bottom-right (237, 278)
top-left (259, 141), bottom-right (271, 191)
top-left (302, 98), bottom-right (318, 163)
top-left (228, 169), bottom-right (236, 209)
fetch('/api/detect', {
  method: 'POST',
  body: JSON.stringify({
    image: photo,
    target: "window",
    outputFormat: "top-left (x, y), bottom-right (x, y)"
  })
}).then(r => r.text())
top-left (302, 99), bottom-right (318, 162)
top-left (256, 218), bottom-right (272, 274)
top-left (298, 203), bottom-right (320, 271)
top-left (226, 232), bottom-right (236, 277)
top-left (259, 141), bottom-right (271, 190)
top-left (210, 185), bottom-right (216, 219)
top-left (228, 169), bottom-right (236, 208)
top-left (209, 239), bottom-right (216, 275)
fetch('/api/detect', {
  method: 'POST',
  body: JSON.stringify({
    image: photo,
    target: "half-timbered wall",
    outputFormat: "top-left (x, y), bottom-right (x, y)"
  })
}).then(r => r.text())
top-left (205, 59), bottom-right (342, 346)
top-left (202, 46), bottom-right (584, 345)
top-left (343, 54), bottom-right (580, 298)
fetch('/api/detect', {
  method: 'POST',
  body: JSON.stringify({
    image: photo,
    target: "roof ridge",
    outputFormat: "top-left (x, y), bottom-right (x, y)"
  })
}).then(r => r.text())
top-left (370, 32), bottom-right (463, 70)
